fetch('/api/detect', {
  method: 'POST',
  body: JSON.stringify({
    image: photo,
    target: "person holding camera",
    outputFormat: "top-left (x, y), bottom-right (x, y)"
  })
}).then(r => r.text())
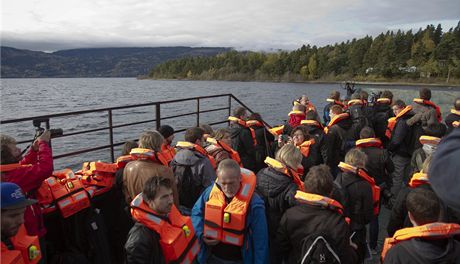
top-left (0, 131), bottom-right (53, 261)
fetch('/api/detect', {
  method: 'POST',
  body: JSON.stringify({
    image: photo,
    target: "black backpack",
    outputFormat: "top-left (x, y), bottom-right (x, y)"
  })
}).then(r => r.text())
top-left (171, 162), bottom-right (202, 209)
top-left (299, 231), bottom-right (341, 264)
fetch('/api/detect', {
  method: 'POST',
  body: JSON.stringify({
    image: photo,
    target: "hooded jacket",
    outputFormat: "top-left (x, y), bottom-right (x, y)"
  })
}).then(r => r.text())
top-left (304, 125), bottom-right (326, 164)
top-left (373, 103), bottom-right (394, 146)
top-left (1, 141), bottom-right (53, 237)
top-left (388, 113), bottom-right (414, 157)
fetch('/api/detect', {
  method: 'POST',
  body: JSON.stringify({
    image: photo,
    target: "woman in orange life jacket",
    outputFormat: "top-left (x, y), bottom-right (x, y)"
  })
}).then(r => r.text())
top-left (444, 97), bottom-right (460, 134)
top-left (122, 131), bottom-right (179, 206)
top-left (383, 188), bottom-right (460, 263)
top-left (205, 128), bottom-right (235, 167)
top-left (290, 125), bottom-right (320, 180)
top-left (247, 112), bottom-right (275, 173)
top-left (255, 144), bottom-right (303, 263)
top-left (125, 176), bottom-right (199, 264)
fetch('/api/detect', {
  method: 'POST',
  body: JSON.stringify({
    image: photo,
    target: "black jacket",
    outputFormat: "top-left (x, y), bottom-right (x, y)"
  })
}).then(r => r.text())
top-left (251, 125), bottom-right (274, 173)
top-left (229, 123), bottom-right (257, 171)
top-left (347, 104), bottom-right (369, 140)
top-left (324, 117), bottom-right (354, 171)
top-left (359, 146), bottom-right (394, 187)
top-left (372, 103), bottom-right (393, 146)
top-left (388, 114), bottom-right (414, 157)
top-left (335, 172), bottom-right (374, 231)
top-left (277, 203), bottom-right (358, 264)
top-left (305, 125), bottom-right (326, 164)
top-left (384, 237), bottom-right (460, 264)
top-left (125, 222), bottom-right (165, 264)
top-left (300, 141), bottom-right (321, 180)
top-left (445, 113), bottom-right (460, 135)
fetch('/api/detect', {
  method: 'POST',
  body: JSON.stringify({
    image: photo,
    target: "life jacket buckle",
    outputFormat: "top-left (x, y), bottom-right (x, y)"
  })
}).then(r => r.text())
top-left (28, 245), bottom-right (40, 260)
top-left (182, 225), bottom-right (191, 237)
top-left (66, 181), bottom-right (74, 189)
top-left (223, 212), bottom-right (231, 223)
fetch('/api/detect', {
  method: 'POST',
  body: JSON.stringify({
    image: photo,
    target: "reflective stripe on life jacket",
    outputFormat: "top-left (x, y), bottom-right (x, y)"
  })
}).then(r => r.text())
top-left (338, 162), bottom-right (381, 215)
top-left (37, 169), bottom-right (91, 218)
top-left (408, 172), bottom-right (429, 188)
top-left (324, 113), bottom-right (350, 134)
top-left (176, 141), bottom-right (217, 169)
top-left (300, 120), bottom-right (324, 129)
top-left (376, 98), bottom-right (392, 105)
top-left (295, 190), bottom-right (345, 215)
top-left (414, 98), bottom-right (442, 122)
top-left (419, 135), bottom-right (441, 146)
top-left (204, 168), bottom-right (256, 246)
top-left (347, 99), bottom-right (364, 106)
top-left (297, 139), bottom-right (315, 158)
top-left (381, 222), bottom-right (460, 261)
top-left (269, 125), bottom-right (284, 136)
top-left (130, 148), bottom-right (169, 166)
top-left (385, 105), bottom-right (412, 139)
top-left (326, 98), bottom-right (346, 108)
top-left (206, 137), bottom-right (242, 167)
top-left (0, 163), bottom-right (32, 173)
top-left (265, 157), bottom-right (304, 191)
top-left (1, 225), bottom-right (41, 264)
top-left (116, 155), bottom-right (133, 169)
top-left (355, 138), bottom-right (383, 149)
top-left (131, 195), bottom-right (199, 263)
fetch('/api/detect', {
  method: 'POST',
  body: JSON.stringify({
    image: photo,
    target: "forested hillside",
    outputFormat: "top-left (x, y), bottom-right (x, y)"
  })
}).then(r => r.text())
top-left (150, 22), bottom-right (460, 83)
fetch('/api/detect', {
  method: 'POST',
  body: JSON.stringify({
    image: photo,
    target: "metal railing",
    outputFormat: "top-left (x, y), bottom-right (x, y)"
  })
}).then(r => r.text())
top-left (1, 93), bottom-right (268, 163)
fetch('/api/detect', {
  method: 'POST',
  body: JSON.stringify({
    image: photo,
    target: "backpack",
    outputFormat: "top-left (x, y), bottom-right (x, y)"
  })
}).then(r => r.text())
top-left (170, 162), bottom-right (202, 209)
top-left (347, 105), bottom-right (368, 139)
top-left (299, 231), bottom-right (341, 264)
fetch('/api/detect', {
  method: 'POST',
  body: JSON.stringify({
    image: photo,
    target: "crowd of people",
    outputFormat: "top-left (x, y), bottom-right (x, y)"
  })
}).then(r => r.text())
top-left (1, 87), bottom-right (460, 264)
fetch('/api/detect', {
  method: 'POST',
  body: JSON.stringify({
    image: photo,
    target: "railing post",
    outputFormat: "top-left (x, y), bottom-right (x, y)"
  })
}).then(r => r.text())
top-left (108, 110), bottom-right (115, 162)
top-left (156, 103), bottom-right (161, 130)
top-left (228, 95), bottom-right (232, 117)
top-left (196, 98), bottom-right (200, 126)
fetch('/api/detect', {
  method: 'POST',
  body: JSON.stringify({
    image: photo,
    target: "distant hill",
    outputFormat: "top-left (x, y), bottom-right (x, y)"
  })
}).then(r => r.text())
top-left (0, 46), bottom-right (231, 78)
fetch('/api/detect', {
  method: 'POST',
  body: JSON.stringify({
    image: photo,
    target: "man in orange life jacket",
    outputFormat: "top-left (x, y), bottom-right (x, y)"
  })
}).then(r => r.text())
top-left (171, 127), bottom-right (217, 212)
top-left (445, 97), bottom-right (460, 134)
top-left (371, 90), bottom-right (394, 147)
top-left (383, 188), bottom-right (460, 263)
top-left (191, 159), bottom-right (269, 264)
top-left (277, 165), bottom-right (358, 264)
top-left (125, 176), bottom-right (199, 264)
top-left (1, 182), bottom-right (42, 264)
top-left (228, 107), bottom-right (257, 171)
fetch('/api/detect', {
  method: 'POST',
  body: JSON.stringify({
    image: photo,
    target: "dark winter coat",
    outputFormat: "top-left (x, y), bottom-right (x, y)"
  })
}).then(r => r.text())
top-left (359, 146), bottom-right (394, 187)
top-left (324, 117), bottom-right (354, 172)
top-left (445, 112), bottom-right (460, 135)
top-left (372, 103), bottom-right (394, 146)
top-left (388, 114), bottom-right (414, 158)
top-left (229, 123), bottom-right (257, 171)
top-left (125, 222), bottom-right (165, 264)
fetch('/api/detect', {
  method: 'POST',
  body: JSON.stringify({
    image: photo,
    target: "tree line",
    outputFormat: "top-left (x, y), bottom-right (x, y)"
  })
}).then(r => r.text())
top-left (149, 22), bottom-right (460, 83)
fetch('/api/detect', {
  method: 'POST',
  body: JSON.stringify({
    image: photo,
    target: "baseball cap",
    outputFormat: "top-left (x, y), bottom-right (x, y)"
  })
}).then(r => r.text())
top-left (1, 182), bottom-right (37, 210)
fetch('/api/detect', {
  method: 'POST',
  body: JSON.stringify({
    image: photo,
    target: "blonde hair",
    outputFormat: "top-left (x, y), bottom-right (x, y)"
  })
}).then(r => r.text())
top-left (276, 144), bottom-right (302, 169)
top-left (138, 131), bottom-right (164, 151)
top-left (345, 148), bottom-right (367, 168)
top-left (1, 134), bottom-right (18, 164)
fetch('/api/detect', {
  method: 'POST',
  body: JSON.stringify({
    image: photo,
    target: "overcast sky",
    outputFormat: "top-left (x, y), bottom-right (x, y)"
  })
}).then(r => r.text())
top-left (1, 0), bottom-right (459, 52)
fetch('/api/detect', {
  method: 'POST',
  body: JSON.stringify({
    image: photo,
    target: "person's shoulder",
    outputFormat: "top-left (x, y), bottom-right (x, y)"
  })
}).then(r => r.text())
top-left (250, 192), bottom-right (265, 209)
top-left (384, 240), bottom-right (414, 263)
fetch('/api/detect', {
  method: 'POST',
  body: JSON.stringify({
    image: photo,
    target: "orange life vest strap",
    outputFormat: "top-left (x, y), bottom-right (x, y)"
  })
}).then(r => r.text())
top-left (116, 155), bottom-right (133, 169)
top-left (297, 139), bottom-right (315, 158)
top-left (295, 191), bottom-right (344, 215)
top-left (324, 113), bottom-right (350, 134)
top-left (300, 120), bottom-right (323, 129)
top-left (228, 116), bottom-right (247, 127)
top-left (269, 125), bottom-right (284, 136)
top-left (381, 222), bottom-right (460, 260)
top-left (288, 110), bottom-right (306, 117)
top-left (265, 157), bottom-right (304, 191)
top-left (0, 163), bottom-right (32, 173)
top-left (408, 172), bottom-right (429, 188)
top-left (206, 137), bottom-right (242, 167)
top-left (160, 144), bottom-right (176, 164)
top-left (414, 98), bottom-right (442, 122)
top-left (326, 98), bottom-right (346, 108)
top-left (385, 105), bottom-right (412, 139)
top-left (246, 120), bottom-right (264, 127)
top-left (347, 99), bottom-right (364, 106)
top-left (130, 148), bottom-right (169, 167)
top-left (376, 98), bottom-right (391, 105)
top-left (355, 138), bottom-right (383, 149)
top-left (419, 135), bottom-right (441, 146)
top-left (176, 142), bottom-right (217, 169)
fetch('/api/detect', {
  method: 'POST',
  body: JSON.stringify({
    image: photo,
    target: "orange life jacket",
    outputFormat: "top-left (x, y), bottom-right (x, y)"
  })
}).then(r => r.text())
top-left (408, 172), bottom-right (429, 188)
top-left (204, 168), bottom-right (256, 246)
top-left (228, 116), bottom-right (257, 146)
top-left (206, 137), bottom-right (242, 167)
top-left (176, 141), bottom-right (217, 169)
top-left (324, 113), bottom-right (350, 134)
top-left (414, 98), bottom-right (442, 122)
top-left (36, 169), bottom-right (91, 218)
top-left (385, 105), bottom-right (412, 139)
top-left (246, 120), bottom-right (263, 128)
top-left (453, 121), bottom-right (460, 128)
top-left (265, 157), bottom-right (304, 191)
top-left (77, 161), bottom-right (118, 189)
top-left (381, 222), bottom-right (460, 261)
top-left (130, 195), bottom-right (199, 263)
top-left (269, 125), bottom-right (284, 136)
top-left (0, 163), bottom-right (32, 173)
top-left (161, 144), bottom-right (176, 164)
top-left (1, 225), bottom-right (41, 264)
top-left (338, 162), bottom-right (381, 216)
top-left (297, 139), bottom-right (315, 158)
top-left (116, 155), bottom-right (133, 169)
top-left (295, 191), bottom-right (345, 215)
top-left (419, 135), bottom-right (440, 146)
top-left (347, 99), bottom-right (364, 106)
top-left (355, 138), bottom-right (383, 149)
top-left (288, 110), bottom-right (306, 118)
top-left (326, 98), bottom-right (346, 109)
top-left (300, 120), bottom-right (324, 129)
top-left (129, 148), bottom-right (169, 166)
top-left (376, 98), bottom-right (392, 105)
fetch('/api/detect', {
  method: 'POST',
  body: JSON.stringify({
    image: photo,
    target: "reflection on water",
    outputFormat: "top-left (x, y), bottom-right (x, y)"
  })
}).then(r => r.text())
top-left (1, 78), bottom-right (459, 170)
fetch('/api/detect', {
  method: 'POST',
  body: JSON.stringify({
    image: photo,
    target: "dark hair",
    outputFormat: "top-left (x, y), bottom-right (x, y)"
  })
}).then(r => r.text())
top-left (359, 126), bottom-right (375, 139)
top-left (454, 97), bottom-right (460, 111)
top-left (232, 107), bottom-right (247, 119)
top-left (214, 128), bottom-right (230, 141)
top-left (184, 127), bottom-right (205, 143)
top-left (329, 91), bottom-right (340, 100)
top-left (330, 105), bottom-right (343, 114)
top-left (419, 88), bottom-right (432, 100)
top-left (392, 99), bottom-right (406, 109)
top-left (199, 124), bottom-right (214, 137)
top-left (305, 110), bottom-right (319, 121)
top-left (304, 165), bottom-right (333, 196)
top-left (290, 125), bottom-right (310, 140)
top-left (122, 141), bottom-right (138, 155)
top-left (248, 112), bottom-right (263, 122)
top-left (142, 176), bottom-right (172, 201)
top-left (351, 93), bottom-right (361, 100)
top-left (381, 90), bottom-right (394, 100)
top-left (406, 188), bottom-right (440, 225)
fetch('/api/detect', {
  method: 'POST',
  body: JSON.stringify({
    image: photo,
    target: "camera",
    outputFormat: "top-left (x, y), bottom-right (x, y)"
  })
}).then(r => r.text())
top-left (33, 118), bottom-right (63, 138)
top-left (279, 134), bottom-right (291, 143)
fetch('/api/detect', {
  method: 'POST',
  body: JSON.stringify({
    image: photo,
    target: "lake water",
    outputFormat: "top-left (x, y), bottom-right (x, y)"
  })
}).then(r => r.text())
top-left (1, 78), bottom-right (459, 169)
